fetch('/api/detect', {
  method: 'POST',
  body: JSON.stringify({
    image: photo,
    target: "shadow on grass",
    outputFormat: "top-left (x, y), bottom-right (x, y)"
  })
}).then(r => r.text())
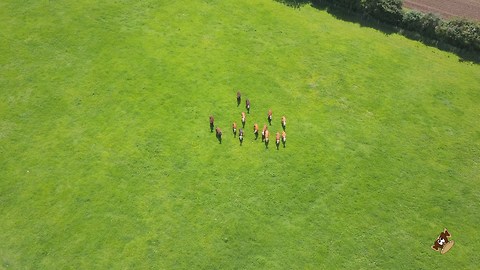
top-left (310, 1), bottom-right (397, 35)
top-left (398, 29), bottom-right (480, 64)
top-left (276, 0), bottom-right (480, 64)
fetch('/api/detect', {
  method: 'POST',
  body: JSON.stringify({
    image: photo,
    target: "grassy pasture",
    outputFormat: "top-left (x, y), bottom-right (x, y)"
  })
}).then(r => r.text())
top-left (1, 0), bottom-right (479, 268)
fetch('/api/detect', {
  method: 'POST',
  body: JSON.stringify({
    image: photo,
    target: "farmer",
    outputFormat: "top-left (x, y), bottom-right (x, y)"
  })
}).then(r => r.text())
top-left (281, 116), bottom-right (286, 130)
top-left (282, 130), bottom-right (286, 148)
top-left (253, 123), bottom-right (259, 140)
top-left (267, 109), bottom-right (272, 125)
top-left (241, 112), bottom-right (246, 128)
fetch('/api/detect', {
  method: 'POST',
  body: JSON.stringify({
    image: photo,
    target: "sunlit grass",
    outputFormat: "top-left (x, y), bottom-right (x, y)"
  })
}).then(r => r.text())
top-left (1, 0), bottom-right (479, 268)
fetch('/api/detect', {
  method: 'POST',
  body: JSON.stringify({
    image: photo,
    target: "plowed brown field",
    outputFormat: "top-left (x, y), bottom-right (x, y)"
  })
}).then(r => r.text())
top-left (403, 0), bottom-right (480, 21)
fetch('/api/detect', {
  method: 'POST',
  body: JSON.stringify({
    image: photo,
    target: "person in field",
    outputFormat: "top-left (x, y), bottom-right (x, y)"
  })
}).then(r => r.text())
top-left (241, 112), bottom-right (246, 128)
top-left (245, 99), bottom-right (250, 113)
top-left (239, 128), bottom-right (244, 145)
top-left (264, 129), bottom-right (270, 148)
top-left (237, 91), bottom-right (241, 106)
top-left (281, 116), bottom-right (286, 130)
top-left (215, 127), bottom-right (222, 144)
top-left (276, 132), bottom-right (280, 150)
top-left (232, 122), bottom-right (237, 137)
top-left (262, 124), bottom-right (267, 142)
top-left (209, 115), bottom-right (214, 132)
top-left (267, 109), bottom-right (272, 125)
top-left (253, 123), bottom-right (259, 140)
top-left (282, 130), bottom-right (286, 148)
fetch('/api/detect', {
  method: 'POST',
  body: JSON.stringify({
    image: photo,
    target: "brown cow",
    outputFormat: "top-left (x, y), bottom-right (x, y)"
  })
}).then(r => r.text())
top-left (215, 127), bottom-right (222, 144)
top-left (253, 123), bottom-right (259, 140)
top-left (241, 112), bottom-right (246, 128)
top-left (282, 131), bottom-right (286, 148)
top-left (232, 122), bottom-right (237, 137)
top-left (267, 109), bottom-right (272, 125)
top-left (261, 125), bottom-right (268, 142)
top-left (275, 132), bottom-right (280, 149)
top-left (237, 91), bottom-right (241, 106)
top-left (246, 99), bottom-right (251, 113)
top-left (239, 128), bottom-right (244, 145)
top-left (281, 116), bottom-right (286, 130)
top-left (264, 130), bottom-right (270, 148)
top-left (209, 115), bottom-right (214, 132)
top-left (432, 229), bottom-right (451, 252)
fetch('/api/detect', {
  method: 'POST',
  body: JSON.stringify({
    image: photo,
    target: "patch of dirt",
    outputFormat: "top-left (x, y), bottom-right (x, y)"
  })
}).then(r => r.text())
top-left (403, 0), bottom-right (480, 21)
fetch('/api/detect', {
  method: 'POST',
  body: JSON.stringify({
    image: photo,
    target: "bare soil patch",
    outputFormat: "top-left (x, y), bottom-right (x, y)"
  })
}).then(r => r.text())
top-left (403, 0), bottom-right (480, 21)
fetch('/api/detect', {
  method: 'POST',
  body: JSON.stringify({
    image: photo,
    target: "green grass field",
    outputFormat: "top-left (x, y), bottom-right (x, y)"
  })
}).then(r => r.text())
top-left (1, 0), bottom-right (479, 268)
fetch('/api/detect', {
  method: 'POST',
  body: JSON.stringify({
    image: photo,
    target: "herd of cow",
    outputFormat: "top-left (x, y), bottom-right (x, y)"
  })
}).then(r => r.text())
top-left (209, 91), bottom-right (287, 149)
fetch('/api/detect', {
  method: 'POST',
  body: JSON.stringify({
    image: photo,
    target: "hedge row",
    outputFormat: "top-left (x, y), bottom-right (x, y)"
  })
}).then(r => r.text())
top-left (312, 0), bottom-right (480, 51)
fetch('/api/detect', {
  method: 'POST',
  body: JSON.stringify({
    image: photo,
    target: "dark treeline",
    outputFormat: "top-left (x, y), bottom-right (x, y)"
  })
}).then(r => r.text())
top-left (277, 0), bottom-right (480, 61)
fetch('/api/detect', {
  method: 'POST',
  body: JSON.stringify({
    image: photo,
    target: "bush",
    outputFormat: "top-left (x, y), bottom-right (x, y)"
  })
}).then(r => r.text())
top-left (402, 10), bottom-right (424, 30)
top-left (334, 0), bottom-right (362, 11)
top-left (402, 11), bottom-right (441, 38)
top-left (436, 19), bottom-right (480, 51)
top-left (362, 0), bottom-right (404, 24)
